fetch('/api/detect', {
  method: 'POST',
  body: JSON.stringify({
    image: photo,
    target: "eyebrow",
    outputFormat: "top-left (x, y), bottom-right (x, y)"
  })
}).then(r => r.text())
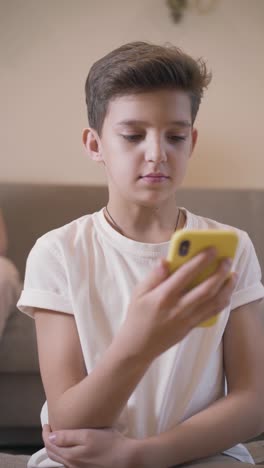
top-left (115, 119), bottom-right (192, 128)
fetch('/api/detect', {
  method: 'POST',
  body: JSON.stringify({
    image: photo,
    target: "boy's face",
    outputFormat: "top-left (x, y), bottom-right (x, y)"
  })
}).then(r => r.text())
top-left (84, 89), bottom-right (197, 206)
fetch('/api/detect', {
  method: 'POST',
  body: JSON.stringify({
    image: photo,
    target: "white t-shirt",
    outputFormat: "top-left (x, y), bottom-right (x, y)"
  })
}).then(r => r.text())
top-left (18, 208), bottom-right (264, 467)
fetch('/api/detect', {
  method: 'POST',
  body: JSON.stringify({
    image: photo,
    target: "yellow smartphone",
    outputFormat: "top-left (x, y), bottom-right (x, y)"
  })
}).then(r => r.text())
top-left (167, 229), bottom-right (239, 327)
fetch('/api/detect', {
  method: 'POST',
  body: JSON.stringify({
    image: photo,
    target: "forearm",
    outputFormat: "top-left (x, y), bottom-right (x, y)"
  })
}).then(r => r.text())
top-left (138, 391), bottom-right (263, 468)
top-left (50, 334), bottom-right (151, 431)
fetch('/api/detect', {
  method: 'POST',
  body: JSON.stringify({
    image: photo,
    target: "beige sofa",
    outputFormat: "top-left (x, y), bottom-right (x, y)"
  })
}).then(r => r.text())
top-left (0, 183), bottom-right (263, 449)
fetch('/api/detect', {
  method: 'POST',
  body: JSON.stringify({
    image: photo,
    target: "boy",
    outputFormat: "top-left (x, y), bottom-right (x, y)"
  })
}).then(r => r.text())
top-left (18, 42), bottom-right (264, 467)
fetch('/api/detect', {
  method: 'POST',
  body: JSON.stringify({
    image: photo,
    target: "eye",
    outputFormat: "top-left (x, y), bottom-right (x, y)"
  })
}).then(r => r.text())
top-left (167, 135), bottom-right (186, 142)
top-left (121, 135), bottom-right (143, 142)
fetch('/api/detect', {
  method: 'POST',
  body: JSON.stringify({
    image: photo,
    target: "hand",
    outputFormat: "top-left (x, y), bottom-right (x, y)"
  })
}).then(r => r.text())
top-left (119, 249), bottom-right (237, 361)
top-left (42, 424), bottom-right (139, 468)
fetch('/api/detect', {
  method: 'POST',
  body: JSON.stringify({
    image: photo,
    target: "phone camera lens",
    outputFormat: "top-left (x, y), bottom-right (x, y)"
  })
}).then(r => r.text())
top-left (179, 240), bottom-right (190, 256)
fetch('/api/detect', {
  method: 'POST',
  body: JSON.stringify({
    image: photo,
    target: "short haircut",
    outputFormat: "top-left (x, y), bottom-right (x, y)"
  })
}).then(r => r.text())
top-left (85, 41), bottom-right (212, 135)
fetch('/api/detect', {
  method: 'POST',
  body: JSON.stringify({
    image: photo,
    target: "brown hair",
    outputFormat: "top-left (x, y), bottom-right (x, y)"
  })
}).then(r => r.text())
top-left (85, 41), bottom-right (211, 135)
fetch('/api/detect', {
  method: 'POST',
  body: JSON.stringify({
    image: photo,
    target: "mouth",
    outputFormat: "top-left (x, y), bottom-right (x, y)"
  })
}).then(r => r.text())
top-left (139, 173), bottom-right (170, 184)
top-left (141, 172), bottom-right (169, 178)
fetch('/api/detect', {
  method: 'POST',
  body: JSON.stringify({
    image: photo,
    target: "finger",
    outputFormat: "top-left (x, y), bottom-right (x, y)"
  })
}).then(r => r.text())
top-left (194, 273), bottom-right (237, 327)
top-left (157, 247), bottom-right (217, 299)
top-left (206, 271), bottom-right (238, 313)
top-left (43, 428), bottom-right (79, 467)
top-left (45, 447), bottom-right (65, 466)
top-left (42, 424), bottom-right (52, 444)
top-left (195, 258), bottom-right (235, 301)
top-left (45, 436), bottom-right (77, 467)
top-left (180, 272), bottom-right (238, 327)
top-left (42, 424), bottom-right (52, 440)
top-left (47, 428), bottom-right (91, 447)
top-left (46, 442), bottom-right (91, 468)
top-left (180, 261), bottom-right (235, 313)
top-left (136, 258), bottom-right (170, 296)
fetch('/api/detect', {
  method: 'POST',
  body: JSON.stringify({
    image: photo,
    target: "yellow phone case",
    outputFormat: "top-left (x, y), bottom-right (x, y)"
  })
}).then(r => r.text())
top-left (167, 229), bottom-right (239, 327)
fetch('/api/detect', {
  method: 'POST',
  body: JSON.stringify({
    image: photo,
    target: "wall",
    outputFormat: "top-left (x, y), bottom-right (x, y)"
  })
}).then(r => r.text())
top-left (1, 0), bottom-right (263, 188)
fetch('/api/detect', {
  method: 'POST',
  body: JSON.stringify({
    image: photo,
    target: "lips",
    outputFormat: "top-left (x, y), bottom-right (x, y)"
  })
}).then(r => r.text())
top-left (139, 173), bottom-right (169, 184)
top-left (141, 173), bottom-right (169, 179)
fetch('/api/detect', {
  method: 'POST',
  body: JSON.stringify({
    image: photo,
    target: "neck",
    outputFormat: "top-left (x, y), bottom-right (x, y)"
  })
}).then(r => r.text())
top-left (104, 200), bottom-right (184, 243)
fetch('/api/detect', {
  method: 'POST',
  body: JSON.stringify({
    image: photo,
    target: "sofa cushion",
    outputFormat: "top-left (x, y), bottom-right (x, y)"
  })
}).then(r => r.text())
top-left (0, 374), bottom-right (45, 427)
top-left (0, 453), bottom-right (30, 467)
top-left (0, 309), bottom-right (39, 373)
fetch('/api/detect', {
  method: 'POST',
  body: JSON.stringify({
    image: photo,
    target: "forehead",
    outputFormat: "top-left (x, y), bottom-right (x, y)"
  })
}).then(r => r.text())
top-left (104, 89), bottom-right (192, 127)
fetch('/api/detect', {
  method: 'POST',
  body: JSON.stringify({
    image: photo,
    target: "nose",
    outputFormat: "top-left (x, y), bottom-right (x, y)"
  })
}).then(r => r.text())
top-left (144, 136), bottom-right (167, 163)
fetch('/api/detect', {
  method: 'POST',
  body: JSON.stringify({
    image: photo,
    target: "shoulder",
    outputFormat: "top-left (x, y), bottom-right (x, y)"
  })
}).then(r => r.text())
top-left (186, 209), bottom-right (248, 246)
top-left (186, 209), bottom-right (264, 310)
top-left (189, 210), bottom-right (242, 233)
top-left (185, 209), bottom-right (258, 268)
top-left (33, 213), bottom-right (98, 256)
top-left (24, 213), bottom-right (102, 274)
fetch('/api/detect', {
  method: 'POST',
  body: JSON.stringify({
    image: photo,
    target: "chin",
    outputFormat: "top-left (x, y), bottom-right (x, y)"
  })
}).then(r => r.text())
top-left (135, 192), bottom-right (175, 208)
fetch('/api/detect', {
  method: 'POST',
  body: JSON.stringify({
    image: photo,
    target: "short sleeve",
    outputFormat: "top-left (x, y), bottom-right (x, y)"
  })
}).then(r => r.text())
top-left (230, 231), bottom-right (264, 310)
top-left (17, 237), bottom-right (72, 318)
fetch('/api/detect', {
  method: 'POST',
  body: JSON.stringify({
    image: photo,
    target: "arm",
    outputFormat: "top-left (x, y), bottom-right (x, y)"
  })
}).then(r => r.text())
top-left (35, 309), bottom-right (152, 431)
top-left (136, 299), bottom-right (264, 468)
top-left (0, 209), bottom-right (8, 256)
top-left (35, 250), bottom-right (235, 431)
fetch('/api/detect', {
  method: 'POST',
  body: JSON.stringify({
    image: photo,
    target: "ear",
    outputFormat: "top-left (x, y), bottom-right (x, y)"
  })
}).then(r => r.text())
top-left (82, 128), bottom-right (104, 164)
top-left (189, 127), bottom-right (198, 157)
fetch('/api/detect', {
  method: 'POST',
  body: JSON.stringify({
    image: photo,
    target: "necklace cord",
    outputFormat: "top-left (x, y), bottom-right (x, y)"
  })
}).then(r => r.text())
top-left (105, 205), bottom-right (181, 235)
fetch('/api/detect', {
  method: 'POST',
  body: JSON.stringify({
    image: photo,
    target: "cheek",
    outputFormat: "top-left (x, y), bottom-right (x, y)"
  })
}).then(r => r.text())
top-left (175, 142), bottom-right (193, 166)
top-left (105, 141), bottom-right (138, 171)
top-left (169, 148), bottom-right (190, 179)
top-left (105, 151), bottom-right (133, 182)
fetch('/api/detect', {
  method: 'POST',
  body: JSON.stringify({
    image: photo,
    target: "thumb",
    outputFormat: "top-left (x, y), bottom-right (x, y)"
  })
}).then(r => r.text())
top-left (137, 258), bottom-right (170, 296)
top-left (42, 424), bottom-right (53, 444)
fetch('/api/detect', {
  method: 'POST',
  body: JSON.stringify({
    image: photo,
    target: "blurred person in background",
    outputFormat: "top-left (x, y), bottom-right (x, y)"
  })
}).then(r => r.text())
top-left (0, 209), bottom-right (22, 338)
